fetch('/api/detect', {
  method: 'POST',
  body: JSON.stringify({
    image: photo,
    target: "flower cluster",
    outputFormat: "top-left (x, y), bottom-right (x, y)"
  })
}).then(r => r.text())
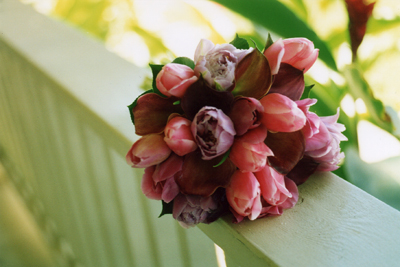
top-left (126, 35), bottom-right (347, 228)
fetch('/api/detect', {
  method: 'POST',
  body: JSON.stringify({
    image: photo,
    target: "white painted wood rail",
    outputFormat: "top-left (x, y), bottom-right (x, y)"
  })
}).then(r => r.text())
top-left (1, 0), bottom-right (399, 266)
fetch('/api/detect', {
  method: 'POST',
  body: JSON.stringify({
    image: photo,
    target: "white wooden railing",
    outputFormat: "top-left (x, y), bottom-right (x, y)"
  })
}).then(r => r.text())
top-left (1, 1), bottom-right (400, 266)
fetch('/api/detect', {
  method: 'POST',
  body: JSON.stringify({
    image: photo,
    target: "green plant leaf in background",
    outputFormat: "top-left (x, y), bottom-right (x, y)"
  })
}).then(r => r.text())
top-left (230, 34), bottom-right (250, 50)
top-left (343, 65), bottom-right (396, 138)
top-left (212, 0), bottom-right (337, 71)
top-left (300, 84), bottom-right (314, 100)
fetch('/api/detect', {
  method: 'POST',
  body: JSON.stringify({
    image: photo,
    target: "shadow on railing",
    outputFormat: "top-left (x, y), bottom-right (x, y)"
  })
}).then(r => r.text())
top-left (1, 1), bottom-right (400, 266)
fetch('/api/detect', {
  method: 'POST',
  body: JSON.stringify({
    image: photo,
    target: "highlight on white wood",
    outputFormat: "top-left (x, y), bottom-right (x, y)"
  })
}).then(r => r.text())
top-left (1, 0), bottom-right (400, 266)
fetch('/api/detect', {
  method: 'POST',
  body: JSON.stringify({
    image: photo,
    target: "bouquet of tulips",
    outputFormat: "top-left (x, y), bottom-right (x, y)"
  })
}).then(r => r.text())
top-left (126, 35), bottom-right (347, 228)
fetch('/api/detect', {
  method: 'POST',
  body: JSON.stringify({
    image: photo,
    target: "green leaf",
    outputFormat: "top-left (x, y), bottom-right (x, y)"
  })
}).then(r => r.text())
top-left (343, 65), bottom-right (395, 135)
top-left (213, 149), bottom-right (231, 167)
top-left (127, 89), bottom-right (153, 125)
top-left (215, 82), bottom-right (224, 92)
top-left (212, 0), bottom-right (337, 70)
top-left (159, 200), bottom-right (174, 218)
top-left (300, 84), bottom-right (315, 100)
top-left (263, 33), bottom-right (274, 52)
top-left (367, 17), bottom-right (400, 35)
top-left (172, 57), bottom-right (195, 69)
top-left (149, 64), bottom-right (167, 97)
top-left (230, 34), bottom-right (250, 50)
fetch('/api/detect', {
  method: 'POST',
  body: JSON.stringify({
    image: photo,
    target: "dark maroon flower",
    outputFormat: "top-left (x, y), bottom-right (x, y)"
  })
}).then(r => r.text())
top-left (345, 0), bottom-right (375, 61)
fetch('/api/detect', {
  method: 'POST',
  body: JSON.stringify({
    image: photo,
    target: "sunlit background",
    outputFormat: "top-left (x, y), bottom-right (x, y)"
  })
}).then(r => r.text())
top-left (20, 0), bottom-right (400, 208)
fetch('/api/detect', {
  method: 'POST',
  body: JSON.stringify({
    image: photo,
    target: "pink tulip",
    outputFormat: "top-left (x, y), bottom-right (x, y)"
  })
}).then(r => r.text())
top-left (141, 166), bottom-right (180, 203)
top-left (141, 154), bottom-right (182, 203)
top-left (254, 165), bottom-right (293, 206)
top-left (230, 126), bottom-right (273, 172)
top-left (258, 177), bottom-right (299, 217)
top-left (263, 39), bottom-right (285, 75)
top-left (281, 38), bottom-right (319, 72)
top-left (301, 108), bottom-right (347, 171)
top-left (264, 38), bottom-right (319, 75)
top-left (126, 134), bottom-right (171, 168)
top-left (191, 106), bottom-right (236, 160)
top-left (229, 97), bottom-right (264, 136)
top-left (226, 170), bottom-right (262, 221)
top-left (194, 39), bottom-right (252, 90)
top-left (164, 116), bottom-right (198, 156)
top-left (156, 63), bottom-right (197, 98)
top-left (141, 166), bottom-right (163, 200)
top-left (296, 98), bottom-right (320, 139)
top-left (259, 93), bottom-right (306, 132)
top-left (152, 153), bottom-right (183, 183)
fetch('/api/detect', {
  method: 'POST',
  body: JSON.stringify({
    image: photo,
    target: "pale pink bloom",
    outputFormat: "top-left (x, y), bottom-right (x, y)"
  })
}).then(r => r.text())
top-left (156, 63), bottom-right (197, 98)
top-left (229, 97), bottom-right (264, 136)
top-left (296, 98), bottom-right (320, 139)
top-left (172, 194), bottom-right (218, 228)
top-left (126, 134), bottom-right (171, 168)
top-left (164, 116), bottom-right (198, 156)
top-left (194, 39), bottom-right (253, 90)
top-left (141, 154), bottom-right (182, 203)
top-left (264, 38), bottom-right (319, 74)
top-left (231, 175), bottom-right (299, 223)
top-left (226, 170), bottom-right (262, 221)
top-left (254, 165), bottom-right (293, 206)
top-left (192, 106), bottom-right (236, 160)
top-left (259, 93), bottom-right (306, 132)
top-left (303, 108), bottom-right (347, 171)
top-left (258, 177), bottom-right (299, 217)
top-left (230, 126), bottom-right (273, 172)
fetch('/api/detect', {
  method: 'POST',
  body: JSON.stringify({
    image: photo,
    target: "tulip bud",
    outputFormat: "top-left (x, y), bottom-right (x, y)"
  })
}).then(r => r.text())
top-left (164, 116), bottom-right (197, 156)
top-left (156, 63), bottom-right (197, 98)
top-left (126, 134), bottom-right (171, 168)
top-left (264, 38), bottom-right (318, 74)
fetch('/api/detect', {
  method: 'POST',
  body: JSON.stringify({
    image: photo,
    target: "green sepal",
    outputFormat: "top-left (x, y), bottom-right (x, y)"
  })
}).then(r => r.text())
top-left (215, 82), bottom-right (224, 92)
top-left (300, 84), bottom-right (315, 100)
top-left (128, 89), bottom-right (153, 125)
top-left (159, 200), bottom-right (174, 218)
top-left (264, 33), bottom-right (274, 52)
top-left (230, 34), bottom-right (250, 50)
top-left (213, 149), bottom-right (231, 167)
top-left (149, 64), bottom-right (167, 97)
top-left (172, 57), bottom-right (195, 70)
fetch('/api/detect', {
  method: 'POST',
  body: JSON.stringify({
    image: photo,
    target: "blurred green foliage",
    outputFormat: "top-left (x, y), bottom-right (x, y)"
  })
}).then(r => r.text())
top-left (29, 0), bottom-right (400, 209)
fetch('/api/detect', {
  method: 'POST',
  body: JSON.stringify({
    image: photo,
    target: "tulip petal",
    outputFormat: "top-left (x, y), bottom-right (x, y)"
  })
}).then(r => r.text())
top-left (181, 78), bottom-right (234, 120)
top-left (176, 150), bottom-right (236, 197)
top-left (268, 63), bottom-right (305, 101)
top-left (131, 93), bottom-right (183, 136)
top-left (286, 156), bottom-right (319, 185)
top-left (260, 93), bottom-right (306, 132)
top-left (265, 130), bottom-right (305, 174)
top-left (263, 38), bottom-right (284, 75)
top-left (233, 48), bottom-right (272, 99)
